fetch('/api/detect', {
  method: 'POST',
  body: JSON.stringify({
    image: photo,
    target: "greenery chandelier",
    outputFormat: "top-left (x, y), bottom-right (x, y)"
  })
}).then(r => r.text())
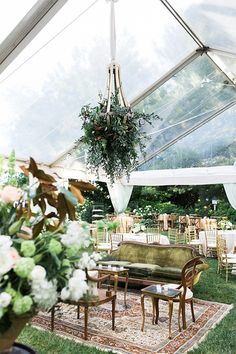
top-left (74, 0), bottom-right (158, 184)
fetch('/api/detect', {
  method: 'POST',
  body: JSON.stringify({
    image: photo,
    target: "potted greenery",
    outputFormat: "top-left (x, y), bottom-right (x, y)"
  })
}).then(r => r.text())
top-left (75, 93), bottom-right (158, 184)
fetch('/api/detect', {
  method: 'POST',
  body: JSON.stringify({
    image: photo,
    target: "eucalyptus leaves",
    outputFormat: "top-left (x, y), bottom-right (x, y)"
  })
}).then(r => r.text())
top-left (76, 93), bottom-right (158, 184)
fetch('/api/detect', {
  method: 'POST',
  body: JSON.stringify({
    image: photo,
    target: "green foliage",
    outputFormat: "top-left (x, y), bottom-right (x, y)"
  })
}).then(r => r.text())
top-left (128, 184), bottom-right (236, 222)
top-left (76, 93), bottom-right (158, 183)
top-left (7, 150), bottom-right (17, 186)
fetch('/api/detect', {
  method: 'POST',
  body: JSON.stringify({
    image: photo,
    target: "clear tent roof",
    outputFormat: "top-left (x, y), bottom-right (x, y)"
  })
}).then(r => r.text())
top-left (0, 0), bottom-right (235, 173)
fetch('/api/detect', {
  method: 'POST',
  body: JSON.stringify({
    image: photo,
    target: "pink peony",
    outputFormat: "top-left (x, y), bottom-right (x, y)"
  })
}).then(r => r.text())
top-left (0, 185), bottom-right (23, 204)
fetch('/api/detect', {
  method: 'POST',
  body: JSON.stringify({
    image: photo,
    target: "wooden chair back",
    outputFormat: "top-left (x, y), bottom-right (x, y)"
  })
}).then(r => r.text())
top-left (110, 233), bottom-right (123, 250)
top-left (146, 233), bottom-right (160, 244)
top-left (179, 257), bottom-right (202, 297)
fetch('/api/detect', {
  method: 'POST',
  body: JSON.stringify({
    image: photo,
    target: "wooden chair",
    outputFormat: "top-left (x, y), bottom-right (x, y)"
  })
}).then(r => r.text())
top-left (217, 236), bottom-right (236, 282)
top-left (146, 226), bottom-right (160, 234)
top-left (205, 229), bottom-right (217, 257)
top-left (110, 233), bottom-right (123, 251)
top-left (185, 226), bottom-right (203, 255)
top-left (168, 228), bottom-right (185, 244)
top-left (51, 269), bottom-right (116, 340)
top-left (165, 257), bottom-right (202, 329)
top-left (146, 233), bottom-right (160, 244)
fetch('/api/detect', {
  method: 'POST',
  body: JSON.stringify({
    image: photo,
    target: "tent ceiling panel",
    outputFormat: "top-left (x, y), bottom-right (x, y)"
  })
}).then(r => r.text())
top-left (208, 51), bottom-right (236, 83)
top-left (170, 0), bottom-right (236, 53)
top-left (0, 0), bottom-right (38, 44)
top-left (139, 106), bottom-right (236, 171)
top-left (0, 0), bottom-right (235, 168)
top-left (0, 0), bottom-right (110, 164)
top-left (114, 0), bottom-right (197, 101)
top-left (136, 54), bottom-right (236, 168)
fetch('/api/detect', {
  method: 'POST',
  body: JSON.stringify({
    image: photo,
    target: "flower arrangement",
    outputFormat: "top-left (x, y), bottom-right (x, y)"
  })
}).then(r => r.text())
top-left (75, 93), bottom-right (158, 184)
top-left (218, 218), bottom-right (233, 230)
top-left (0, 156), bottom-right (101, 350)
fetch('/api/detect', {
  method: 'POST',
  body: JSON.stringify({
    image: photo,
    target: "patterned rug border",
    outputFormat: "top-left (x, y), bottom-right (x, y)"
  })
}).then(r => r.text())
top-left (31, 297), bottom-right (233, 354)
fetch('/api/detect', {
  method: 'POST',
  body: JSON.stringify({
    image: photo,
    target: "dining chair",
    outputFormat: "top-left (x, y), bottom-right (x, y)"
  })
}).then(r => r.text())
top-left (168, 228), bottom-right (185, 244)
top-left (146, 233), bottom-right (160, 244)
top-left (110, 233), bottom-right (123, 251)
top-left (185, 226), bottom-right (203, 255)
top-left (217, 236), bottom-right (236, 282)
top-left (205, 229), bottom-right (217, 257)
top-left (165, 257), bottom-right (202, 329)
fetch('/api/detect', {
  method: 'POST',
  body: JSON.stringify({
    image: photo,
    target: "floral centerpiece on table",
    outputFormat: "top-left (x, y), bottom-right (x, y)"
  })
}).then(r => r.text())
top-left (0, 156), bottom-right (101, 352)
top-left (218, 218), bottom-right (233, 230)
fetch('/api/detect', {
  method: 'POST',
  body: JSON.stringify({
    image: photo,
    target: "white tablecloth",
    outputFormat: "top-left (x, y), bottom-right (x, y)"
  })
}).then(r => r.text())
top-left (199, 230), bottom-right (236, 255)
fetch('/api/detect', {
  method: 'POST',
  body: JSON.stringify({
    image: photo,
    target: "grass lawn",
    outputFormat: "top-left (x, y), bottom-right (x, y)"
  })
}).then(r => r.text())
top-left (18, 259), bottom-right (236, 354)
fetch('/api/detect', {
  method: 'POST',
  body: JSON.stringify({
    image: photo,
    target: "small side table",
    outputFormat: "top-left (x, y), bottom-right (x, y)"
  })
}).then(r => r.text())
top-left (95, 266), bottom-right (129, 307)
top-left (51, 289), bottom-right (116, 340)
top-left (141, 284), bottom-right (181, 339)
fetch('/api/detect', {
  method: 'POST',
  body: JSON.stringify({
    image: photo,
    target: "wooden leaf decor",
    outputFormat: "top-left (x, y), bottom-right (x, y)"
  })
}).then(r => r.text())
top-left (33, 218), bottom-right (45, 238)
top-left (37, 197), bottom-right (46, 214)
top-left (27, 157), bottom-right (56, 183)
top-left (20, 165), bottom-right (29, 177)
top-left (58, 193), bottom-right (75, 223)
top-left (69, 184), bottom-right (85, 204)
top-left (69, 180), bottom-right (96, 191)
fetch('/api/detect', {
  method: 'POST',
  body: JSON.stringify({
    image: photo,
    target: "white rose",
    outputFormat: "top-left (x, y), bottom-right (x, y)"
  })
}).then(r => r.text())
top-left (0, 292), bottom-right (12, 307)
top-left (73, 269), bottom-right (86, 281)
top-left (29, 265), bottom-right (46, 282)
top-left (0, 236), bottom-right (12, 250)
top-left (0, 251), bottom-right (14, 277)
top-left (61, 288), bottom-right (70, 301)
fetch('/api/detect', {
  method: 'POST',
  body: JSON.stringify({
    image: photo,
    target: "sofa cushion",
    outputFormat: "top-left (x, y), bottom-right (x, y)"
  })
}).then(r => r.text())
top-left (124, 263), bottom-right (160, 279)
top-left (152, 266), bottom-right (182, 280)
top-left (127, 263), bottom-right (160, 271)
top-left (99, 261), bottom-right (131, 267)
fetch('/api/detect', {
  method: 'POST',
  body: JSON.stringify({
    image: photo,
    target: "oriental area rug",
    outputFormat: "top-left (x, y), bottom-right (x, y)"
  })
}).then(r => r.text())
top-left (31, 290), bottom-right (232, 354)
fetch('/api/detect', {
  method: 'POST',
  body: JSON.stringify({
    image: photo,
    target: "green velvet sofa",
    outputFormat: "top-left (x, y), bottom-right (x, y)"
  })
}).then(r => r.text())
top-left (99, 241), bottom-right (208, 284)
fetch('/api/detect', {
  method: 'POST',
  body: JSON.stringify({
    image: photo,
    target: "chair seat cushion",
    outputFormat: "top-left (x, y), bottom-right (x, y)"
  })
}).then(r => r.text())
top-left (168, 284), bottom-right (193, 300)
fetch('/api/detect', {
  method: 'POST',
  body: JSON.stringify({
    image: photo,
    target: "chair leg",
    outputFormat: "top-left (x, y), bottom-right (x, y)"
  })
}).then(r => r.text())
top-left (77, 305), bottom-right (80, 319)
top-left (155, 298), bottom-right (159, 324)
top-left (181, 298), bottom-right (187, 329)
top-left (84, 306), bottom-right (88, 340)
top-left (112, 297), bottom-right (116, 330)
top-left (190, 300), bottom-right (195, 322)
top-left (51, 305), bottom-right (55, 331)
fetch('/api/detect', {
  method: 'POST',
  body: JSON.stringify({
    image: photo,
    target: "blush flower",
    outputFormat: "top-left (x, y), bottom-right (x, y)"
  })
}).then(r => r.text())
top-left (0, 186), bottom-right (23, 204)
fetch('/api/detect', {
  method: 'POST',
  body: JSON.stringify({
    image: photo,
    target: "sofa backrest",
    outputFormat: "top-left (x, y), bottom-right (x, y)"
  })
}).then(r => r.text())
top-left (111, 242), bottom-right (196, 268)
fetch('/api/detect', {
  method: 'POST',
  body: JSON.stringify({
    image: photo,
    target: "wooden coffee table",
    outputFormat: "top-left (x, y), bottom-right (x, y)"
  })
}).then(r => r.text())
top-left (141, 284), bottom-right (181, 339)
top-left (95, 265), bottom-right (129, 307)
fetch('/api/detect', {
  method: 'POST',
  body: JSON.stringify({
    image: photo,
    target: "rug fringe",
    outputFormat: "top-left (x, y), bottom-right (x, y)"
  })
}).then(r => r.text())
top-left (184, 303), bottom-right (233, 354)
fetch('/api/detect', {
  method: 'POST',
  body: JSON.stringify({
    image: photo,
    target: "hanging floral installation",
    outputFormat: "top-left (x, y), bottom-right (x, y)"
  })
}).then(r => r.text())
top-left (75, 89), bottom-right (158, 184)
top-left (74, 1), bottom-right (159, 184)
